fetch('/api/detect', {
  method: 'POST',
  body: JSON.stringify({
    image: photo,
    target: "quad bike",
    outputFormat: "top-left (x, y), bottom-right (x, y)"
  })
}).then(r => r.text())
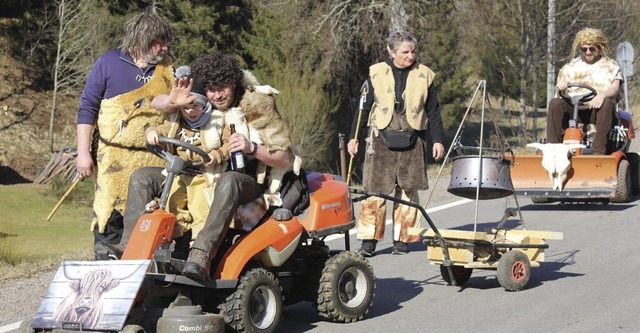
top-left (511, 83), bottom-right (640, 203)
top-left (23, 137), bottom-right (375, 333)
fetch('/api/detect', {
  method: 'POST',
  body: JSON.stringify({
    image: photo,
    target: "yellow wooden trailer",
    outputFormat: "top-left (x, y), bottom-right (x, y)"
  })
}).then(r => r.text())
top-left (409, 224), bottom-right (563, 291)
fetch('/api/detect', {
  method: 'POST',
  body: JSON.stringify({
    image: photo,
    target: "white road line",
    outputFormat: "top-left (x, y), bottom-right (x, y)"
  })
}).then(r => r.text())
top-left (0, 321), bottom-right (21, 333)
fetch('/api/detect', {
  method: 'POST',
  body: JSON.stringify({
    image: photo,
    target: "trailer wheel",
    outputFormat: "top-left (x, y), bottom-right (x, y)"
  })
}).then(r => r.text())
top-left (316, 251), bottom-right (375, 323)
top-left (611, 159), bottom-right (631, 203)
top-left (439, 264), bottom-right (472, 286)
top-left (497, 250), bottom-right (530, 291)
top-left (223, 268), bottom-right (282, 333)
top-left (531, 197), bottom-right (553, 204)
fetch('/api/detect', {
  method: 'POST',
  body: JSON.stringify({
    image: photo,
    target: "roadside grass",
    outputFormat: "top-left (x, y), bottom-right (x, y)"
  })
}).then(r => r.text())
top-left (0, 179), bottom-right (95, 281)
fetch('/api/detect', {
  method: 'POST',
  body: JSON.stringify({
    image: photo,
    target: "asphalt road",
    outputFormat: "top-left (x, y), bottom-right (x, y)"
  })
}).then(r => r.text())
top-left (279, 194), bottom-right (640, 332)
top-left (3, 147), bottom-right (640, 333)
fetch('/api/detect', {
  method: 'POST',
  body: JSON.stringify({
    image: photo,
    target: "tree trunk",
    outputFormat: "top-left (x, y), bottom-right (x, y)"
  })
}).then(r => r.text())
top-left (49, 0), bottom-right (66, 153)
top-left (388, 0), bottom-right (408, 32)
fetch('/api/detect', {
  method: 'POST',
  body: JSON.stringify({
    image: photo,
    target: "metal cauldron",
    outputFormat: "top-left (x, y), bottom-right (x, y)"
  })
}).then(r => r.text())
top-left (447, 150), bottom-right (514, 200)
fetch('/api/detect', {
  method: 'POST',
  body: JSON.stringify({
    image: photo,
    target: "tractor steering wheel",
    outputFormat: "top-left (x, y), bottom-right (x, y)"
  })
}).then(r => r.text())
top-left (560, 83), bottom-right (598, 106)
top-left (146, 136), bottom-right (211, 168)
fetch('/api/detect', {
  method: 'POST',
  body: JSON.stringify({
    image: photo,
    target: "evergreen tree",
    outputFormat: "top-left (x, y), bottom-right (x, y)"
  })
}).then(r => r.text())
top-left (242, 2), bottom-right (336, 172)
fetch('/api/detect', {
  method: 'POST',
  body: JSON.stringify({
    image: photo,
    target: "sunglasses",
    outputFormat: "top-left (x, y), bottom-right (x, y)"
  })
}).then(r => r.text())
top-left (581, 46), bottom-right (598, 53)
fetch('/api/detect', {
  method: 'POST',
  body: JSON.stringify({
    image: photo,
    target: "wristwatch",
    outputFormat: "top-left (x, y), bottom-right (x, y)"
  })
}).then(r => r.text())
top-left (249, 141), bottom-right (259, 155)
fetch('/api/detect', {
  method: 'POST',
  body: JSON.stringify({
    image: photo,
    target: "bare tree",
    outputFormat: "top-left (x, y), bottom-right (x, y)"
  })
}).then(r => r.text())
top-left (48, 0), bottom-right (106, 152)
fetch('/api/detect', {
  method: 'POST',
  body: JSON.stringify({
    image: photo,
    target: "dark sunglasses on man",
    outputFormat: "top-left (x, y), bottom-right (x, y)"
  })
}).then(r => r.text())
top-left (581, 46), bottom-right (598, 53)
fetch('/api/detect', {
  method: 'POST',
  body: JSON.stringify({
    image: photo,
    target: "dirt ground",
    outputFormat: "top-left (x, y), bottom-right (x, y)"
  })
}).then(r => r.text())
top-left (0, 33), bottom-right (77, 184)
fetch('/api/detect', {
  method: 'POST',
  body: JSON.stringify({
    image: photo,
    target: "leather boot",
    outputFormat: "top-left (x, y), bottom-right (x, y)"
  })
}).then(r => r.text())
top-left (94, 241), bottom-right (126, 260)
top-left (182, 248), bottom-right (210, 280)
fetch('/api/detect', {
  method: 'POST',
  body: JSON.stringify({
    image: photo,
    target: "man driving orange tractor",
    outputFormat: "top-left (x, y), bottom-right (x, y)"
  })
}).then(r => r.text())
top-left (546, 27), bottom-right (623, 154)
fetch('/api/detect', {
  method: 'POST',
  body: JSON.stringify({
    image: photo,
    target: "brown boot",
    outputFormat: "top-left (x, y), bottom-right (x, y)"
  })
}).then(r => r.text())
top-left (182, 248), bottom-right (210, 280)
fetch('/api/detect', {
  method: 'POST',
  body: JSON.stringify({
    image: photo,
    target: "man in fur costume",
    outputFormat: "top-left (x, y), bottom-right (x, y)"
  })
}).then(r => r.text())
top-left (95, 54), bottom-right (308, 269)
top-left (546, 27), bottom-right (622, 154)
top-left (172, 53), bottom-right (306, 279)
top-left (347, 30), bottom-right (445, 256)
top-left (76, 11), bottom-right (174, 259)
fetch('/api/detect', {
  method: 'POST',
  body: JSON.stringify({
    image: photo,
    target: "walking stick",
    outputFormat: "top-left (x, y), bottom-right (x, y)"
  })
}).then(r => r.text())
top-left (47, 174), bottom-right (83, 221)
top-left (338, 133), bottom-right (347, 180)
top-left (346, 81), bottom-right (369, 185)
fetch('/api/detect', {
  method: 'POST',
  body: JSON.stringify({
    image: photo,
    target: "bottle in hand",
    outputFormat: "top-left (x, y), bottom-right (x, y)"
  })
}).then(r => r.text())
top-left (229, 124), bottom-right (246, 172)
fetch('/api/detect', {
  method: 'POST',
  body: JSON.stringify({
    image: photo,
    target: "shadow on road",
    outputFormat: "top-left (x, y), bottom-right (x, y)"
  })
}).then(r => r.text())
top-left (519, 200), bottom-right (637, 212)
top-left (279, 274), bottom-right (431, 331)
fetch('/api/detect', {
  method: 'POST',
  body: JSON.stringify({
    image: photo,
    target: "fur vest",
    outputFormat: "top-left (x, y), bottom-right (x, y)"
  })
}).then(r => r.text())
top-left (368, 62), bottom-right (435, 131)
top-left (91, 60), bottom-right (173, 233)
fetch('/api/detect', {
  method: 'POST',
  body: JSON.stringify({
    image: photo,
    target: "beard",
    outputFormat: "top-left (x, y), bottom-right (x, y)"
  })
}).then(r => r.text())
top-left (212, 98), bottom-right (233, 111)
top-left (145, 52), bottom-right (165, 65)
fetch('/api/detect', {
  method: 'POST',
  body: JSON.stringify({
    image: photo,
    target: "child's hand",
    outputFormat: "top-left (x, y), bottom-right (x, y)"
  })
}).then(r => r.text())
top-left (169, 77), bottom-right (197, 107)
top-left (147, 131), bottom-right (159, 145)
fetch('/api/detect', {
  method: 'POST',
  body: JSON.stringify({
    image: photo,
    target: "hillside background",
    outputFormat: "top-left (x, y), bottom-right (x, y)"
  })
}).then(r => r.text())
top-left (0, 0), bottom-right (639, 184)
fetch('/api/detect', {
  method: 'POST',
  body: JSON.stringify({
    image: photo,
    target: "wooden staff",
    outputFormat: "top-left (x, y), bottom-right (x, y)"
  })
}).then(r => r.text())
top-left (338, 133), bottom-right (347, 180)
top-left (346, 81), bottom-right (369, 185)
top-left (47, 175), bottom-right (83, 221)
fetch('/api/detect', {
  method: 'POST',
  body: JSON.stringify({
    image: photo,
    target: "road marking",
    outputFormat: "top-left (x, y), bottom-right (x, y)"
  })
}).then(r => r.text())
top-left (0, 320), bottom-right (21, 333)
top-left (325, 198), bottom-right (472, 242)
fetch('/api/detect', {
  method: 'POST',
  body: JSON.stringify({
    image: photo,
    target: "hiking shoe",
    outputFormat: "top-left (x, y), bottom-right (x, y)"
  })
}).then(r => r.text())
top-left (94, 242), bottom-right (126, 260)
top-left (183, 248), bottom-right (210, 280)
top-left (357, 240), bottom-right (377, 257)
top-left (392, 241), bottom-right (408, 255)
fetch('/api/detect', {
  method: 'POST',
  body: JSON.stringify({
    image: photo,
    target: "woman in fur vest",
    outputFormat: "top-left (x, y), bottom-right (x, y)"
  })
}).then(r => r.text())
top-left (347, 30), bottom-right (445, 256)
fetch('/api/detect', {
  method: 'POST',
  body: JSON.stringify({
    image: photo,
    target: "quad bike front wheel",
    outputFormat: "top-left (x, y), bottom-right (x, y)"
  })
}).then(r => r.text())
top-left (223, 268), bottom-right (282, 333)
top-left (316, 251), bottom-right (375, 323)
top-left (440, 264), bottom-right (473, 286)
top-left (497, 250), bottom-right (531, 291)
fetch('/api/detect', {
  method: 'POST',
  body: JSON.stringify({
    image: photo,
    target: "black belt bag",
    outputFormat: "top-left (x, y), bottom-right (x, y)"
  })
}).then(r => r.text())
top-left (380, 129), bottom-right (416, 150)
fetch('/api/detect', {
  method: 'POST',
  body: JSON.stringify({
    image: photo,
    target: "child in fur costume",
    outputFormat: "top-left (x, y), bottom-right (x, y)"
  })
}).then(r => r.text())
top-left (146, 67), bottom-right (229, 239)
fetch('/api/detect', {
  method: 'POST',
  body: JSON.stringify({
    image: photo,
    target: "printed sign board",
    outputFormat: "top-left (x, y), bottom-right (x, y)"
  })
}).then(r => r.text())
top-left (31, 260), bottom-right (151, 331)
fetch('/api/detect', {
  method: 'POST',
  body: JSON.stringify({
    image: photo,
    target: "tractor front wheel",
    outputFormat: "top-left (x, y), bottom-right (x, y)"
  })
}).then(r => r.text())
top-left (611, 159), bottom-right (631, 203)
top-left (315, 251), bottom-right (375, 323)
top-left (222, 268), bottom-right (282, 333)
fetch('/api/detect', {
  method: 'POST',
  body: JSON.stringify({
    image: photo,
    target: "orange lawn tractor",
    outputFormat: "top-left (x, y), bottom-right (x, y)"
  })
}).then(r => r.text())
top-left (24, 137), bottom-right (375, 333)
top-left (511, 83), bottom-right (640, 203)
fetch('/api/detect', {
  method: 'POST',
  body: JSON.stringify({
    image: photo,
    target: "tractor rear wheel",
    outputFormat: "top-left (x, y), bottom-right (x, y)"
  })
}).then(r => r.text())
top-left (611, 159), bottom-right (631, 203)
top-left (222, 268), bottom-right (282, 333)
top-left (497, 250), bottom-right (531, 291)
top-left (439, 264), bottom-right (473, 286)
top-left (315, 251), bottom-right (375, 323)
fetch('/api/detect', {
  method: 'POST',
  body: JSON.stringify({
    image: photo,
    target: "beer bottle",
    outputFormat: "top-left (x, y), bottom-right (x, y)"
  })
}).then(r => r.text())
top-left (229, 124), bottom-right (246, 172)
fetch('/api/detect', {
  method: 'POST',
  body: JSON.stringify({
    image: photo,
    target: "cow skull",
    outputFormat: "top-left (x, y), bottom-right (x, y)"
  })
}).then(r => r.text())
top-left (526, 143), bottom-right (586, 191)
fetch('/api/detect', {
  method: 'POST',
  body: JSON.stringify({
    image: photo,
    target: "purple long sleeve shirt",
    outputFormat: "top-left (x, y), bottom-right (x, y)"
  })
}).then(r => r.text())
top-left (77, 49), bottom-right (158, 125)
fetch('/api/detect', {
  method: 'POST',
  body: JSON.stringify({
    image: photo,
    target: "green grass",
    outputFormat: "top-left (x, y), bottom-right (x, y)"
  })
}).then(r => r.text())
top-left (0, 181), bottom-right (94, 281)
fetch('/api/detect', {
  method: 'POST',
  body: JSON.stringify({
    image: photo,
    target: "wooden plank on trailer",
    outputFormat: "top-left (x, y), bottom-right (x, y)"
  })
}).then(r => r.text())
top-left (502, 229), bottom-right (563, 240)
top-left (464, 261), bottom-right (541, 269)
top-left (427, 243), bottom-right (474, 263)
